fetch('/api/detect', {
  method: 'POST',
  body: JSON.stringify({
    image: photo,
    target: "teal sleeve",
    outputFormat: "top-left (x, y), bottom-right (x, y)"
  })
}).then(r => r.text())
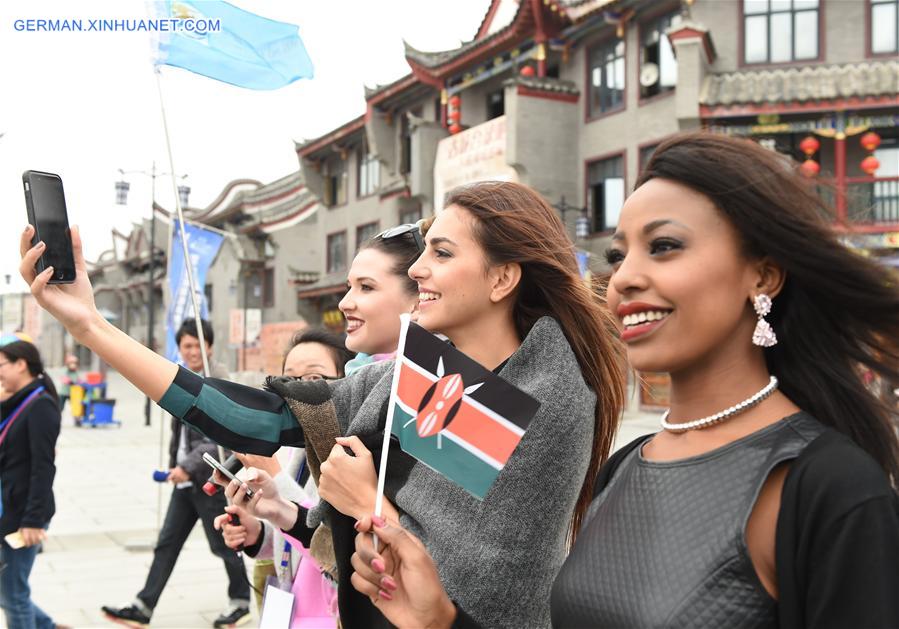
top-left (157, 366), bottom-right (302, 456)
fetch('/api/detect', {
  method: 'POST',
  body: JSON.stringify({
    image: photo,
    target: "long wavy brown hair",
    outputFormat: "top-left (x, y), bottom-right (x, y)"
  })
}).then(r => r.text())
top-left (444, 182), bottom-right (627, 539)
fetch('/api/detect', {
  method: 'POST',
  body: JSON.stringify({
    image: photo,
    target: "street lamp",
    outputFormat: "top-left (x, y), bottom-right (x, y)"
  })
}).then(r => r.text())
top-left (116, 162), bottom-right (188, 426)
top-left (177, 185), bottom-right (191, 208)
top-left (554, 196), bottom-right (590, 240)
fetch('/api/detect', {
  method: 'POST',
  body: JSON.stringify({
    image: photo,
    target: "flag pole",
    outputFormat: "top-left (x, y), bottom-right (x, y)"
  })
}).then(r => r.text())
top-left (154, 67), bottom-right (227, 462)
top-left (373, 313), bottom-right (411, 549)
top-left (153, 68), bottom-right (210, 379)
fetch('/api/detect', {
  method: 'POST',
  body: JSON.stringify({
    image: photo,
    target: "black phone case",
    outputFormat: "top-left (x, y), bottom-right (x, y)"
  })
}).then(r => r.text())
top-left (23, 170), bottom-right (75, 284)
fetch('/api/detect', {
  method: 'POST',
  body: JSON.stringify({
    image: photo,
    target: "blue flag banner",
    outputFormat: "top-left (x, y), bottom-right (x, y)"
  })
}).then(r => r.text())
top-left (150, 1), bottom-right (314, 90)
top-left (575, 250), bottom-right (590, 278)
top-left (165, 221), bottom-right (224, 363)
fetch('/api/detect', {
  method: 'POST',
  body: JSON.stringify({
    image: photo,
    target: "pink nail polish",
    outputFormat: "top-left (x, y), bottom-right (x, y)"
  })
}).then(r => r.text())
top-left (381, 576), bottom-right (397, 591)
top-left (353, 521), bottom-right (361, 532)
top-left (371, 558), bottom-right (385, 574)
top-left (372, 515), bottom-right (386, 527)
top-left (378, 589), bottom-right (393, 601)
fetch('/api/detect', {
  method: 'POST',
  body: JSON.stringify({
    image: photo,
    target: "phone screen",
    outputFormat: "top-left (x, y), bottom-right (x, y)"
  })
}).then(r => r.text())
top-left (24, 171), bottom-right (76, 283)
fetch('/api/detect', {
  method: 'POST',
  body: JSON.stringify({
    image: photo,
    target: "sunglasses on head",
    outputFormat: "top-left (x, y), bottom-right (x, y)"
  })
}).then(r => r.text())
top-left (378, 221), bottom-right (425, 252)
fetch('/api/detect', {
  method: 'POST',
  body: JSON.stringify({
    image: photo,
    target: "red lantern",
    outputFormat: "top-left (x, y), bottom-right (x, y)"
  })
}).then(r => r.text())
top-left (520, 65), bottom-right (536, 77)
top-left (799, 135), bottom-right (820, 157)
top-left (800, 159), bottom-right (820, 178)
top-left (448, 109), bottom-right (461, 122)
top-left (449, 122), bottom-right (462, 134)
top-left (860, 155), bottom-right (880, 176)
top-left (448, 95), bottom-right (461, 108)
top-left (860, 131), bottom-right (881, 152)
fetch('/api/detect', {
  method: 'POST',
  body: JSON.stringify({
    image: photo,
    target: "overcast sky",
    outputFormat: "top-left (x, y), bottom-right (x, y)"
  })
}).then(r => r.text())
top-left (0, 0), bottom-right (490, 293)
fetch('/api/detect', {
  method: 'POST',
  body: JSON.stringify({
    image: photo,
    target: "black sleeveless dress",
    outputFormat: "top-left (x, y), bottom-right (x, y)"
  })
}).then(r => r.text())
top-left (551, 413), bottom-right (825, 628)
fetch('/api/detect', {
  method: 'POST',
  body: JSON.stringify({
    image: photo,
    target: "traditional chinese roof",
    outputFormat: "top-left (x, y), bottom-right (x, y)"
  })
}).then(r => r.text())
top-left (295, 115), bottom-right (366, 158)
top-left (557, 0), bottom-right (622, 22)
top-left (294, 271), bottom-right (348, 299)
top-left (403, 0), bottom-right (538, 81)
top-left (701, 60), bottom-right (899, 107)
top-left (503, 74), bottom-right (580, 95)
top-left (152, 172), bottom-right (319, 235)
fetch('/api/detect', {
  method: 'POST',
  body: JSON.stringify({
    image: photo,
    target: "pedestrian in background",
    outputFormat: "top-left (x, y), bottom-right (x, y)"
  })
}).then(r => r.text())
top-left (102, 318), bottom-right (251, 629)
top-left (0, 340), bottom-right (63, 629)
top-left (58, 355), bottom-right (80, 424)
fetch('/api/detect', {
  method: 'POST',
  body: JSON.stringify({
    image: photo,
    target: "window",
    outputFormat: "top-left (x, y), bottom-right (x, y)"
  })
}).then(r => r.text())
top-left (587, 155), bottom-right (626, 232)
top-left (357, 150), bottom-right (380, 197)
top-left (744, 0), bottom-right (819, 64)
top-left (639, 144), bottom-right (659, 174)
top-left (873, 136), bottom-right (899, 222)
top-left (323, 159), bottom-right (347, 207)
top-left (356, 222), bottom-right (380, 251)
top-left (640, 11), bottom-right (681, 99)
top-left (326, 231), bottom-right (347, 274)
top-left (399, 205), bottom-right (422, 225)
top-left (588, 39), bottom-right (625, 117)
top-left (400, 109), bottom-right (420, 175)
top-left (263, 268), bottom-right (274, 308)
top-left (204, 283), bottom-right (213, 313)
top-left (487, 88), bottom-right (505, 120)
top-left (872, 0), bottom-right (899, 54)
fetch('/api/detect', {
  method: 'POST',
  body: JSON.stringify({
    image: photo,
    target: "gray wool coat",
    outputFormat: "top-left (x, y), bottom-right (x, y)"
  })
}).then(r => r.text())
top-left (309, 316), bottom-right (597, 629)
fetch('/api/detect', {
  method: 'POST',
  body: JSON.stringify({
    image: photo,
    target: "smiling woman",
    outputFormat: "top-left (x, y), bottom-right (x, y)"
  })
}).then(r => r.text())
top-left (339, 225), bottom-right (421, 360)
top-left (551, 132), bottom-right (899, 628)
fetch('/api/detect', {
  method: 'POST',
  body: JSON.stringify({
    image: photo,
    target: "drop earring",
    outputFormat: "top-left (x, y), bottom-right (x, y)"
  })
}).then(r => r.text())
top-left (752, 294), bottom-right (777, 347)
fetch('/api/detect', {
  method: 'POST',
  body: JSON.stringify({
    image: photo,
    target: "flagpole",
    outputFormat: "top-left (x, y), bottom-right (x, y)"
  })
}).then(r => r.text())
top-left (154, 67), bottom-right (228, 463)
top-left (373, 313), bottom-right (411, 550)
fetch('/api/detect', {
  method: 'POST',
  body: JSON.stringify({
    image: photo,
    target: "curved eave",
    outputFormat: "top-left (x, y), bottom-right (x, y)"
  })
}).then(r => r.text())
top-left (403, 1), bottom-right (536, 82)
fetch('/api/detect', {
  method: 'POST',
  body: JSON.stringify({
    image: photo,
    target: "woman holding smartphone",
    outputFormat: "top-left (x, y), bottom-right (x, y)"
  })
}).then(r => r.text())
top-left (19, 184), bottom-right (626, 629)
top-left (0, 340), bottom-right (62, 629)
top-left (348, 132), bottom-right (899, 629)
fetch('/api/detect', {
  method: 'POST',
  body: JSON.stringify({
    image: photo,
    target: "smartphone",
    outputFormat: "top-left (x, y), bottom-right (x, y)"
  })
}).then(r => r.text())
top-left (23, 170), bottom-right (76, 284)
top-left (4, 532), bottom-right (25, 550)
top-left (202, 452), bottom-right (254, 498)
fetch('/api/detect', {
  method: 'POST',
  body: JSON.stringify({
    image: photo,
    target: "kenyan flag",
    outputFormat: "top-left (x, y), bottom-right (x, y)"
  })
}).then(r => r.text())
top-left (384, 319), bottom-right (540, 500)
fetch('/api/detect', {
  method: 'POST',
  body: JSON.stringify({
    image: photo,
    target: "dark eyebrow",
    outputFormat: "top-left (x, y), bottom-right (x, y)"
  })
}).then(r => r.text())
top-left (612, 219), bottom-right (691, 241)
top-left (427, 236), bottom-right (457, 247)
top-left (644, 219), bottom-right (691, 235)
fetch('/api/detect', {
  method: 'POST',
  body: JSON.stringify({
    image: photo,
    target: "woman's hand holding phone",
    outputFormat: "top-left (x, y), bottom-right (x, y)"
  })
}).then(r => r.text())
top-left (223, 467), bottom-right (299, 531)
top-left (20, 224), bottom-right (101, 342)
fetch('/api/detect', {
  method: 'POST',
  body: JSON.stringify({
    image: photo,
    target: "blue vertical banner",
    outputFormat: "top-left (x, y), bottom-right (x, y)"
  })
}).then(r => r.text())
top-left (575, 250), bottom-right (591, 279)
top-left (165, 221), bottom-right (224, 363)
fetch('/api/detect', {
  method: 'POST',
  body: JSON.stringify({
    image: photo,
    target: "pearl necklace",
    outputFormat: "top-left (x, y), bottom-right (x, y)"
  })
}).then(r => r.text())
top-left (660, 376), bottom-right (779, 433)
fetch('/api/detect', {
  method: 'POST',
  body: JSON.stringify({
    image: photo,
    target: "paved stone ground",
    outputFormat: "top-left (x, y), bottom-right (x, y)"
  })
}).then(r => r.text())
top-left (7, 369), bottom-right (659, 629)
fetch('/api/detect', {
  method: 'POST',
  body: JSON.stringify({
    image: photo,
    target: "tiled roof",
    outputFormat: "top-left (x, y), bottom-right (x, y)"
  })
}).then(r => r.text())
top-left (701, 60), bottom-right (899, 106)
top-left (559, 0), bottom-right (620, 22)
top-left (404, 38), bottom-right (493, 70)
top-left (403, 0), bottom-right (526, 70)
top-left (503, 75), bottom-right (580, 95)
